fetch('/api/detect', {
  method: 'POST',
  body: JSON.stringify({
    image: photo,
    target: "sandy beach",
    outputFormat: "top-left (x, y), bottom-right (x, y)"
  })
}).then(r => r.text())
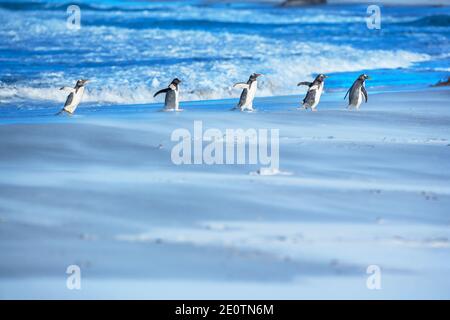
top-left (1, 87), bottom-right (449, 299)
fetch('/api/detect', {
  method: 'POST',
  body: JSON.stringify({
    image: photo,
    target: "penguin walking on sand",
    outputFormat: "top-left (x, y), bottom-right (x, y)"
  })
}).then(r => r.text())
top-left (345, 74), bottom-right (370, 110)
top-left (154, 78), bottom-right (182, 111)
top-left (57, 79), bottom-right (90, 115)
top-left (297, 74), bottom-right (328, 111)
top-left (233, 73), bottom-right (262, 111)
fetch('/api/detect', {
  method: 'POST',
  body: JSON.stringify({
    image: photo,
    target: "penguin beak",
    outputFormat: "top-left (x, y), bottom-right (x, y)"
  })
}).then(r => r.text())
top-left (366, 76), bottom-right (372, 80)
top-left (255, 73), bottom-right (263, 78)
top-left (324, 75), bottom-right (329, 78)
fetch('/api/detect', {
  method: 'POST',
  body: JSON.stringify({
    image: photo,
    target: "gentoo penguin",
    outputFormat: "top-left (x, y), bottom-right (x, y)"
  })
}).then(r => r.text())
top-left (345, 74), bottom-right (370, 110)
top-left (233, 73), bottom-right (262, 111)
top-left (297, 74), bottom-right (328, 111)
top-left (153, 78), bottom-right (182, 111)
top-left (57, 79), bottom-right (90, 115)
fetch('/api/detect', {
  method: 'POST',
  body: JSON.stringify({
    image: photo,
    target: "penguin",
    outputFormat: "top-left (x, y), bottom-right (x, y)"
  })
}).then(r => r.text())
top-left (233, 73), bottom-right (262, 111)
top-left (297, 74), bottom-right (328, 111)
top-left (345, 74), bottom-right (370, 110)
top-left (154, 78), bottom-right (182, 111)
top-left (57, 79), bottom-right (90, 115)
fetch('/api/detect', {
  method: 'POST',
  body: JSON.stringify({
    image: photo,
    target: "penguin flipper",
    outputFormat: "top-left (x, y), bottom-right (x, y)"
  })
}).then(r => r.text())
top-left (344, 87), bottom-right (351, 100)
top-left (297, 81), bottom-right (312, 87)
top-left (60, 87), bottom-right (75, 93)
top-left (233, 83), bottom-right (250, 90)
top-left (362, 86), bottom-right (368, 102)
top-left (153, 88), bottom-right (170, 98)
top-left (64, 93), bottom-right (74, 108)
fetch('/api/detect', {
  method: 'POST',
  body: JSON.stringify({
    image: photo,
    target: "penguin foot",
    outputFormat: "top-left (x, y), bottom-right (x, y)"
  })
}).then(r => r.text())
top-left (162, 108), bottom-right (183, 112)
top-left (55, 109), bottom-right (71, 116)
top-left (240, 106), bottom-right (255, 112)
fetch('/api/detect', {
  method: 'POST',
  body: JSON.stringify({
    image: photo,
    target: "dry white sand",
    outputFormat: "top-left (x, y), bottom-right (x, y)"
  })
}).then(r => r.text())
top-left (0, 88), bottom-right (449, 299)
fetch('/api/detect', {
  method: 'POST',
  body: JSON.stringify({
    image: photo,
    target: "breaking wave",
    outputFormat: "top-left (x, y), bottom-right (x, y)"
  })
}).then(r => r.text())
top-left (0, 46), bottom-right (430, 105)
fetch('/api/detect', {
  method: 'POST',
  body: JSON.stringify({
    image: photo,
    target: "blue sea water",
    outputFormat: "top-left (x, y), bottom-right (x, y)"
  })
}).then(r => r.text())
top-left (0, 0), bottom-right (449, 111)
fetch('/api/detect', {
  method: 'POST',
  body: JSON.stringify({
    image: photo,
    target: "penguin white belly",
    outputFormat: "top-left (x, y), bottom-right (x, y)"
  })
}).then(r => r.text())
top-left (356, 91), bottom-right (363, 109)
top-left (174, 88), bottom-right (179, 110)
top-left (241, 81), bottom-right (257, 111)
top-left (64, 87), bottom-right (85, 113)
top-left (309, 82), bottom-right (323, 110)
top-left (351, 88), bottom-right (363, 109)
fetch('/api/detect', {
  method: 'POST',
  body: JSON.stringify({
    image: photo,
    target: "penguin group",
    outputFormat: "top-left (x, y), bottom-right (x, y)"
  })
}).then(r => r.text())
top-left (56, 73), bottom-right (370, 115)
top-left (296, 73), bottom-right (371, 111)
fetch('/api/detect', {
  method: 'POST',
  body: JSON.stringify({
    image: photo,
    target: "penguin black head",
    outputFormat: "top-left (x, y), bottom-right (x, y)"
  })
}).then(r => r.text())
top-left (75, 79), bottom-right (90, 87)
top-left (358, 74), bottom-right (371, 81)
top-left (249, 73), bottom-right (263, 81)
top-left (315, 74), bottom-right (329, 82)
top-left (171, 78), bottom-right (181, 85)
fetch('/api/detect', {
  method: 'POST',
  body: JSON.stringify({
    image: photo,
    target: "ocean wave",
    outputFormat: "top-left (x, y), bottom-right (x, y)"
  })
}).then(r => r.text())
top-left (0, 46), bottom-right (430, 105)
top-left (398, 15), bottom-right (450, 27)
top-left (0, 1), bottom-right (444, 29)
top-left (0, 1), bottom-right (374, 27)
top-left (0, 1), bottom-right (173, 13)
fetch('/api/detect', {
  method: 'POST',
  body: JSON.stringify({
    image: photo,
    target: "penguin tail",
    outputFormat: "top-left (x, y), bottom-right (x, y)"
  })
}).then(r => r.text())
top-left (55, 109), bottom-right (65, 116)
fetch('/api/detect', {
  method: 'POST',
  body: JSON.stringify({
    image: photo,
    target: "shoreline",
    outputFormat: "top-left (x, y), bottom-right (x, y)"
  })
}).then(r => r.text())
top-left (0, 86), bottom-right (449, 124)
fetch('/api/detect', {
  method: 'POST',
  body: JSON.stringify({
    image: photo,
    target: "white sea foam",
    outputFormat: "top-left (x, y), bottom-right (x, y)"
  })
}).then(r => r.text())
top-left (0, 45), bottom-right (430, 105)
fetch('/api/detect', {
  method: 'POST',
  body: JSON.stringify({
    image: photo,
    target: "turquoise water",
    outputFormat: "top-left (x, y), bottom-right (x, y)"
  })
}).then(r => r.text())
top-left (0, 0), bottom-right (449, 114)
